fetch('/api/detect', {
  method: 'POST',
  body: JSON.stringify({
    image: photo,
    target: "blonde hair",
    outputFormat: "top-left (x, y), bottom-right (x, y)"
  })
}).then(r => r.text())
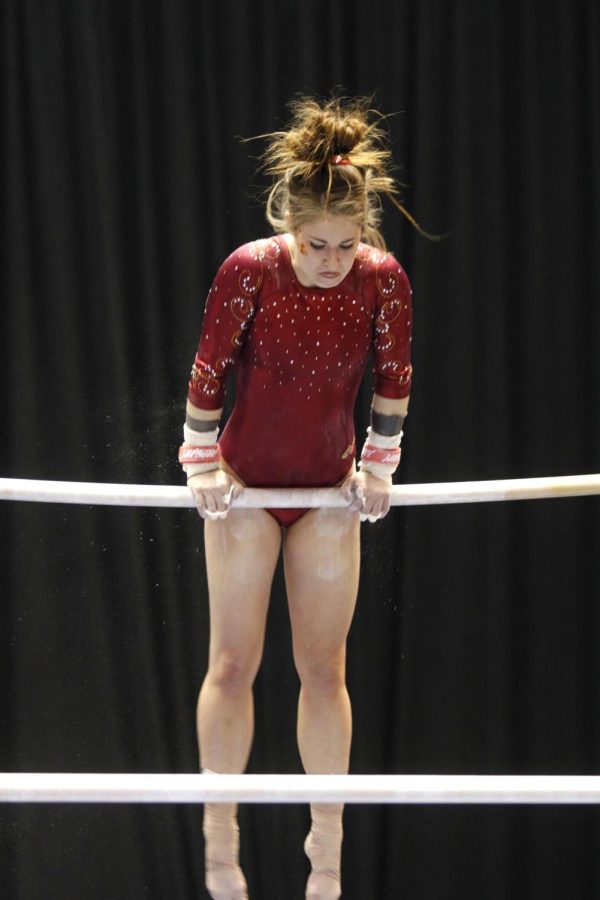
top-left (255, 95), bottom-right (432, 250)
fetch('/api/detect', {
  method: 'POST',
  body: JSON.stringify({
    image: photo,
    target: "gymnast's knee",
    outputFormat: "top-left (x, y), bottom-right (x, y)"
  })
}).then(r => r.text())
top-left (206, 649), bottom-right (259, 695)
top-left (295, 652), bottom-right (347, 697)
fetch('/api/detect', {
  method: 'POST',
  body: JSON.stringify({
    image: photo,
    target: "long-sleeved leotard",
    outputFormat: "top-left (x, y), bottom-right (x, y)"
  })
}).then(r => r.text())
top-left (187, 234), bottom-right (412, 526)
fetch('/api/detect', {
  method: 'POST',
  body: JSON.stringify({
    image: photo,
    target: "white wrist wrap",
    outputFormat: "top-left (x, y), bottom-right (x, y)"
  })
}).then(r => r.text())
top-left (184, 422), bottom-right (219, 446)
top-left (359, 427), bottom-right (402, 479)
top-left (181, 423), bottom-right (220, 476)
top-left (363, 426), bottom-right (402, 449)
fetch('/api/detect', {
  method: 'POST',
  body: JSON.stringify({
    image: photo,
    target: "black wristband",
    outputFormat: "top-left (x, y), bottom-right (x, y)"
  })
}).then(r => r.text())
top-left (370, 410), bottom-right (405, 436)
top-left (186, 412), bottom-right (220, 432)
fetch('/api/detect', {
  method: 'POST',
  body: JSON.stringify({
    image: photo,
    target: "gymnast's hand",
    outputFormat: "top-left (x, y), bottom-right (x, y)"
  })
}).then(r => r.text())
top-left (187, 468), bottom-right (244, 520)
top-left (340, 470), bottom-right (393, 522)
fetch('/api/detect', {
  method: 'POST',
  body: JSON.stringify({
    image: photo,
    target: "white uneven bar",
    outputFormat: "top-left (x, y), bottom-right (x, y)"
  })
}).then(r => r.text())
top-left (2, 773), bottom-right (600, 805)
top-left (1, 473), bottom-right (599, 509)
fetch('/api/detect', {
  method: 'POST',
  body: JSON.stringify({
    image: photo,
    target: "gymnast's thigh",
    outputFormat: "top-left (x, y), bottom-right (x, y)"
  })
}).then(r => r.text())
top-left (203, 503), bottom-right (282, 656)
top-left (282, 507), bottom-right (361, 654)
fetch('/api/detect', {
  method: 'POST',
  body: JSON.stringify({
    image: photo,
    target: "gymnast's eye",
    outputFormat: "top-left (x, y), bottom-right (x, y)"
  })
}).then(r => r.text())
top-left (309, 241), bottom-right (355, 251)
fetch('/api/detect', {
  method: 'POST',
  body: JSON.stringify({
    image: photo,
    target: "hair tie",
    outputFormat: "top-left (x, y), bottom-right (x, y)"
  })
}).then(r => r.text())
top-left (331, 154), bottom-right (352, 166)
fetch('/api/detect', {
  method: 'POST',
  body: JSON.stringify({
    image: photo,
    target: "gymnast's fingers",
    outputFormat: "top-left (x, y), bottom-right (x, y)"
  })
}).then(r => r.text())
top-left (191, 491), bottom-right (209, 519)
top-left (339, 472), bottom-right (358, 502)
top-left (229, 481), bottom-right (244, 500)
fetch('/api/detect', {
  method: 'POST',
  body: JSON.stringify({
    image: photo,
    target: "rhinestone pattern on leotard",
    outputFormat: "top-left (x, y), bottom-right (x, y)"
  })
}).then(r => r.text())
top-left (187, 235), bottom-right (412, 489)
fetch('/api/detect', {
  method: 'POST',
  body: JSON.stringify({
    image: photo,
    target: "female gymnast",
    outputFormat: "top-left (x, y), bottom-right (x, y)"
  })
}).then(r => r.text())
top-left (179, 96), bottom-right (413, 900)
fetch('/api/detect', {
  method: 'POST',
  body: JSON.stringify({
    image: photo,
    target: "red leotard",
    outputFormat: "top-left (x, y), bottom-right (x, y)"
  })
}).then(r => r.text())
top-left (187, 235), bottom-right (412, 526)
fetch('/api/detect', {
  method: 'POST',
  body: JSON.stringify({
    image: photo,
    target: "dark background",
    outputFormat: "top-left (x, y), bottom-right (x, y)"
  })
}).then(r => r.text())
top-left (1, 1), bottom-right (599, 898)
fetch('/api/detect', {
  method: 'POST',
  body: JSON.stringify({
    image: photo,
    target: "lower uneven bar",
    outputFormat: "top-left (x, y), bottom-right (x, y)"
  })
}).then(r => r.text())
top-left (2, 773), bottom-right (600, 805)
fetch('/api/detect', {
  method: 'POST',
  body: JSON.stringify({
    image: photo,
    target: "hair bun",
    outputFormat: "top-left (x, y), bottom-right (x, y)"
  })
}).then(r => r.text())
top-left (259, 95), bottom-right (395, 184)
top-left (257, 94), bottom-right (438, 245)
top-left (288, 105), bottom-right (369, 166)
top-left (330, 118), bottom-right (369, 156)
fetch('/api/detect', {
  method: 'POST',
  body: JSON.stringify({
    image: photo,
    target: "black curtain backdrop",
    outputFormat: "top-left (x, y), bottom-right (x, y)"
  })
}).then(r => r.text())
top-left (1, 1), bottom-right (599, 898)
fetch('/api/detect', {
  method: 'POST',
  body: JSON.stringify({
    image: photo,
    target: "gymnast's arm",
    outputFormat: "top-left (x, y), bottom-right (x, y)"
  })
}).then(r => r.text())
top-left (184, 401), bottom-right (245, 519)
top-left (341, 392), bottom-right (408, 520)
top-left (372, 392), bottom-right (409, 428)
top-left (343, 252), bottom-right (413, 520)
top-left (180, 243), bottom-right (262, 519)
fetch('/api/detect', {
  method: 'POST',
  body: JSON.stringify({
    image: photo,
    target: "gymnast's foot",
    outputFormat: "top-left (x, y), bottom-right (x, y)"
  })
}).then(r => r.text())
top-left (203, 803), bottom-right (249, 900)
top-left (304, 804), bottom-right (343, 899)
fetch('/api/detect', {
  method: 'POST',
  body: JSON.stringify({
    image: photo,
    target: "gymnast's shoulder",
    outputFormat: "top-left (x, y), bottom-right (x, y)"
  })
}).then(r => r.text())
top-left (211, 236), bottom-right (290, 295)
top-left (352, 243), bottom-right (412, 299)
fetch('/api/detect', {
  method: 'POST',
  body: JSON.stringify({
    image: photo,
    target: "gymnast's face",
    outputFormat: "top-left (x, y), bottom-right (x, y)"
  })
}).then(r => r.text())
top-left (289, 216), bottom-right (362, 289)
